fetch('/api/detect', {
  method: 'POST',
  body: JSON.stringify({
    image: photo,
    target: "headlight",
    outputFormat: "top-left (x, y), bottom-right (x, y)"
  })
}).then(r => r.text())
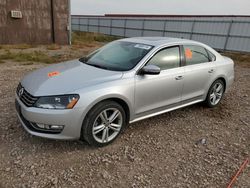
top-left (34, 94), bottom-right (79, 109)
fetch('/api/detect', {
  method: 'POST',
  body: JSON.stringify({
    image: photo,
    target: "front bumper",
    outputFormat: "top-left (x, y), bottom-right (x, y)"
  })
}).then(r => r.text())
top-left (15, 94), bottom-right (84, 140)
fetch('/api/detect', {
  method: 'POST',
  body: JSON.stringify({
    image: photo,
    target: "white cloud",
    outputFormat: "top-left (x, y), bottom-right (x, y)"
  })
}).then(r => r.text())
top-left (71, 0), bottom-right (250, 15)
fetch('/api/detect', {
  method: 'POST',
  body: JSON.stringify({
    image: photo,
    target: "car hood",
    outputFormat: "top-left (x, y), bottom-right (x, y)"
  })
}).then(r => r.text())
top-left (21, 59), bottom-right (123, 96)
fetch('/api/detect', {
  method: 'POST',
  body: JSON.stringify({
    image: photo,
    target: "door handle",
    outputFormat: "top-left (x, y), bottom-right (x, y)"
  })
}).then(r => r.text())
top-left (208, 69), bottom-right (214, 73)
top-left (175, 76), bottom-right (183, 80)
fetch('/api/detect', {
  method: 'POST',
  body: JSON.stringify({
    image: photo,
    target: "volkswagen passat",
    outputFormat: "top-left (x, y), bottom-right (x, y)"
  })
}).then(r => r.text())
top-left (15, 37), bottom-right (234, 146)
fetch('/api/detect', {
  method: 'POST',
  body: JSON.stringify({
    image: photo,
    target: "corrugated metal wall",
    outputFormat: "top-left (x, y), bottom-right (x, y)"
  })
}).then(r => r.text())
top-left (71, 15), bottom-right (250, 52)
top-left (0, 0), bottom-right (70, 44)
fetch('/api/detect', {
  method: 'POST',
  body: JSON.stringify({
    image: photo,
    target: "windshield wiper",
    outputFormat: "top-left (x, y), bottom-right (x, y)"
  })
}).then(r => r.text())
top-left (79, 57), bottom-right (88, 63)
top-left (84, 62), bottom-right (109, 70)
top-left (80, 57), bottom-right (110, 70)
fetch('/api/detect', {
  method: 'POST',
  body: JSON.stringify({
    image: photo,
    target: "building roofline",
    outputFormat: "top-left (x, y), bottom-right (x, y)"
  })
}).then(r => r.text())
top-left (105, 14), bottom-right (250, 18)
top-left (71, 14), bottom-right (250, 18)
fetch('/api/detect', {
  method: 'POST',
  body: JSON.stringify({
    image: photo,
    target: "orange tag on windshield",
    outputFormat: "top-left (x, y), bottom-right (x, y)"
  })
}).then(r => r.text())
top-left (48, 71), bottom-right (60, 77)
top-left (185, 48), bottom-right (193, 59)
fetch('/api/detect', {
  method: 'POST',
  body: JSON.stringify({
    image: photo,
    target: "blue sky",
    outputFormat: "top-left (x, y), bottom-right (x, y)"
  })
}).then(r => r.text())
top-left (71, 0), bottom-right (250, 15)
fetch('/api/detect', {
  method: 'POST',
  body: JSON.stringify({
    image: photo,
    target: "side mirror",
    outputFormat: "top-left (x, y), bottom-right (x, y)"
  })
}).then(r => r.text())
top-left (140, 65), bottom-right (161, 75)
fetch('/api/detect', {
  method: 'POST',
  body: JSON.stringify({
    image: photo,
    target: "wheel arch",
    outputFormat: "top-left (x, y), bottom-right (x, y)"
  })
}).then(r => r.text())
top-left (80, 95), bottom-right (132, 145)
top-left (83, 95), bottom-right (132, 125)
top-left (204, 76), bottom-right (227, 101)
top-left (213, 76), bottom-right (227, 92)
top-left (204, 77), bottom-right (226, 107)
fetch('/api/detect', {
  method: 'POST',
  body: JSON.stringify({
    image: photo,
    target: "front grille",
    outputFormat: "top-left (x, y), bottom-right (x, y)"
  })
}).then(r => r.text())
top-left (16, 83), bottom-right (39, 107)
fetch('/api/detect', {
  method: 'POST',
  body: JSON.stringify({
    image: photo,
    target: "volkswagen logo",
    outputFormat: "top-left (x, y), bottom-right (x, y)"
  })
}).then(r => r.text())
top-left (18, 88), bottom-right (24, 97)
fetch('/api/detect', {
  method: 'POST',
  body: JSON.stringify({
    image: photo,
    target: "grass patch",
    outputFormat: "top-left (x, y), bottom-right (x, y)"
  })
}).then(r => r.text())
top-left (0, 50), bottom-right (78, 64)
top-left (70, 44), bottom-right (98, 50)
top-left (21, 62), bottom-right (34, 65)
top-left (0, 44), bottom-right (35, 50)
top-left (0, 50), bottom-right (56, 64)
top-left (46, 44), bottom-right (62, 50)
top-left (72, 31), bottom-right (121, 45)
top-left (222, 51), bottom-right (250, 68)
top-left (222, 52), bottom-right (250, 63)
top-left (0, 60), bottom-right (5, 64)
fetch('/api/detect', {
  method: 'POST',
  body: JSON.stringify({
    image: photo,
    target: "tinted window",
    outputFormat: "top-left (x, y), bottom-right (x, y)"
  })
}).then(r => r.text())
top-left (80, 41), bottom-right (153, 71)
top-left (147, 47), bottom-right (180, 70)
top-left (184, 45), bottom-right (210, 65)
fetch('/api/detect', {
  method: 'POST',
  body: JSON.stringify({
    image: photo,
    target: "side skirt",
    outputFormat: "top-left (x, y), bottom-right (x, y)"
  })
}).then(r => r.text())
top-left (129, 99), bottom-right (203, 124)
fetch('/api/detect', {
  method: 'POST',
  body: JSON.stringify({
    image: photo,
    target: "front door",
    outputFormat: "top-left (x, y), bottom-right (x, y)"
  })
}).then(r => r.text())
top-left (135, 46), bottom-right (184, 117)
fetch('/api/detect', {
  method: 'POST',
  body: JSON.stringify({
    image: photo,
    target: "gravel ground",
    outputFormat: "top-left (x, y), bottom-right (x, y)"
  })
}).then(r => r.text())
top-left (0, 48), bottom-right (249, 188)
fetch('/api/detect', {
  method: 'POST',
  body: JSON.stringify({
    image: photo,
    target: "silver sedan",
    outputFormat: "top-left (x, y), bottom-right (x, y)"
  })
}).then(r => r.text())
top-left (15, 37), bottom-right (234, 146)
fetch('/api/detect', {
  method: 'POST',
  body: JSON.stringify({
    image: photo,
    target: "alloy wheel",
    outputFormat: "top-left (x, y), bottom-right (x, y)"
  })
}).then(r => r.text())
top-left (92, 108), bottom-right (123, 143)
top-left (209, 82), bottom-right (224, 105)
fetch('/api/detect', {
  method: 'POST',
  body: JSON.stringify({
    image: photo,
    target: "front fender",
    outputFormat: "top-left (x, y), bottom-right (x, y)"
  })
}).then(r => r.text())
top-left (74, 80), bottom-right (135, 124)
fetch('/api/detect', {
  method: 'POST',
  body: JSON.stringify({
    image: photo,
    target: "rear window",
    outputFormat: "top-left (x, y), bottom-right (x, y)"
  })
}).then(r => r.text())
top-left (184, 45), bottom-right (210, 65)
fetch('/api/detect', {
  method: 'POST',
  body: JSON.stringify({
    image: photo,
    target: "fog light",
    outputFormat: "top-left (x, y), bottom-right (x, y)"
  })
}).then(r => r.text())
top-left (29, 122), bottom-right (64, 134)
top-left (35, 123), bottom-right (64, 130)
top-left (50, 125), bottom-right (64, 130)
top-left (36, 123), bottom-right (45, 129)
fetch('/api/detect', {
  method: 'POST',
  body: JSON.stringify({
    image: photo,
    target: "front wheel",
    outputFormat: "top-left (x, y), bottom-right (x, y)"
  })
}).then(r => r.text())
top-left (205, 79), bottom-right (225, 108)
top-left (82, 101), bottom-right (126, 147)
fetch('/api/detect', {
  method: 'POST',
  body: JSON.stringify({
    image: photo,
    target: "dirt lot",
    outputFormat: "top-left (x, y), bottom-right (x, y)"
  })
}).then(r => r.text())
top-left (0, 46), bottom-right (249, 188)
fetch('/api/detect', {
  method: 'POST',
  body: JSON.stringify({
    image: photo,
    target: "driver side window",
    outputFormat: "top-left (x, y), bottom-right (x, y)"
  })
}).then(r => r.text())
top-left (147, 46), bottom-right (180, 70)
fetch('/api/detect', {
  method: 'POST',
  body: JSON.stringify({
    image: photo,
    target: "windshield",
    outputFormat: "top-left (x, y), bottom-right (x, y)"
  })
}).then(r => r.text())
top-left (80, 41), bottom-right (154, 71)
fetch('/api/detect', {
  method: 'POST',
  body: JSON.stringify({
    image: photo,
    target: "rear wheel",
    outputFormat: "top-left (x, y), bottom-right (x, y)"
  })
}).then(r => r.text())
top-left (82, 101), bottom-right (126, 147)
top-left (205, 79), bottom-right (225, 108)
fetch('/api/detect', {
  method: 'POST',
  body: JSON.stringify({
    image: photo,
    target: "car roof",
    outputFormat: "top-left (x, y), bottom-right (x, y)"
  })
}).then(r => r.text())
top-left (119, 37), bottom-right (200, 47)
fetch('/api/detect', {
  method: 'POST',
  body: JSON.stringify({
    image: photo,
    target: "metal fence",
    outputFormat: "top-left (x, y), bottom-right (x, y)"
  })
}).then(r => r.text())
top-left (71, 15), bottom-right (250, 52)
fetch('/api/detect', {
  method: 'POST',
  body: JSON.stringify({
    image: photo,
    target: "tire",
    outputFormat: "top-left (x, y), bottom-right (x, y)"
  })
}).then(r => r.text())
top-left (205, 79), bottom-right (225, 108)
top-left (82, 100), bottom-right (126, 147)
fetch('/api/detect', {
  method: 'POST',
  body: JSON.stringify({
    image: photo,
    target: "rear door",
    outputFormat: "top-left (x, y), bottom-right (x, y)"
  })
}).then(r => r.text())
top-left (181, 45), bottom-right (215, 102)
